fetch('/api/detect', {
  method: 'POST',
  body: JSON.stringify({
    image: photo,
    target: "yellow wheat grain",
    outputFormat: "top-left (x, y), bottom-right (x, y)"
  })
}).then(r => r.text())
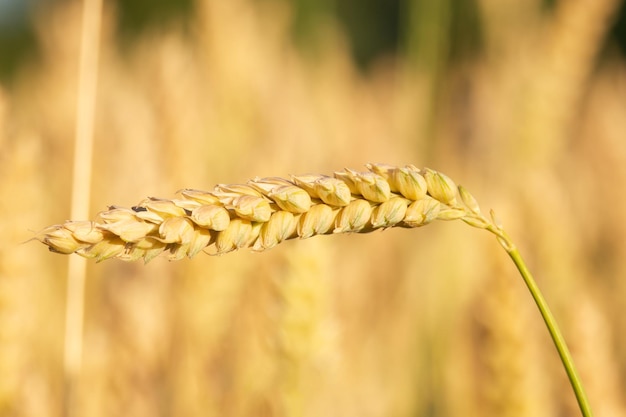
top-left (36, 163), bottom-right (504, 263)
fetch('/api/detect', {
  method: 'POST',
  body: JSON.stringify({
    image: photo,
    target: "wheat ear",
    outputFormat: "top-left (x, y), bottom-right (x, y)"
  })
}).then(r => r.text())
top-left (36, 163), bottom-right (593, 417)
top-left (37, 164), bottom-right (501, 261)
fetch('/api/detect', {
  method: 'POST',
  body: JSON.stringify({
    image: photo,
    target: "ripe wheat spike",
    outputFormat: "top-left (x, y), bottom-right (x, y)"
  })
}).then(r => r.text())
top-left (34, 163), bottom-right (596, 417)
top-left (36, 163), bottom-right (508, 262)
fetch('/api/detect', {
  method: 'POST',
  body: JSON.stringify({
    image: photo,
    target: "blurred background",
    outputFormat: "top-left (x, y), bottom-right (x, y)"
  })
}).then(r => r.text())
top-left (1, 0), bottom-right (625, 416)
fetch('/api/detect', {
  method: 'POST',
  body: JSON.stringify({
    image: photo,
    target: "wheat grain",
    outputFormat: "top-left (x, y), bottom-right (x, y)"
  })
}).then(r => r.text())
top-left (36, 164), bottom-right (503, 262)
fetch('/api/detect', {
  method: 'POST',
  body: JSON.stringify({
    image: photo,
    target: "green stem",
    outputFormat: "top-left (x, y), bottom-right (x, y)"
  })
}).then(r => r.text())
top-left (461, 205), bottom-right (592, 415)
top-left (504, 242), bottom-right (593, 417)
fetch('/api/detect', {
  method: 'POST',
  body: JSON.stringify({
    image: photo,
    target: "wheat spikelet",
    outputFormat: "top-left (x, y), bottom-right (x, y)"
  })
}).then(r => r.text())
top-left (36, 164), bottom-right (505, 262)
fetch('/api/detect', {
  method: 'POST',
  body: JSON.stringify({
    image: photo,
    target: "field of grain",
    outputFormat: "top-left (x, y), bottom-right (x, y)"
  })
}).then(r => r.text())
top-left (1, 0), bottom-right (625, 416)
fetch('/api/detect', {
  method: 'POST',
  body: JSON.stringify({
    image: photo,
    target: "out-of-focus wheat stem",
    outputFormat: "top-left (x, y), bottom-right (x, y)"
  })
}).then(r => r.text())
top-left (64, 0), bottom-right (102, 415)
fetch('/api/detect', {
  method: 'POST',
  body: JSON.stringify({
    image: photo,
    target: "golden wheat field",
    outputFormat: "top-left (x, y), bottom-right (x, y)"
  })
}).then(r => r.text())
top-left (1, 0), bottom-right (625, 416)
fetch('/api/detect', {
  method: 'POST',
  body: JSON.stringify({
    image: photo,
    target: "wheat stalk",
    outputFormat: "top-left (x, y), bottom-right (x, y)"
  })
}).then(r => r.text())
top-left (63, 0), bottom-right (102, 416)
top-left (35, 162), bottom-right (594, 417)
